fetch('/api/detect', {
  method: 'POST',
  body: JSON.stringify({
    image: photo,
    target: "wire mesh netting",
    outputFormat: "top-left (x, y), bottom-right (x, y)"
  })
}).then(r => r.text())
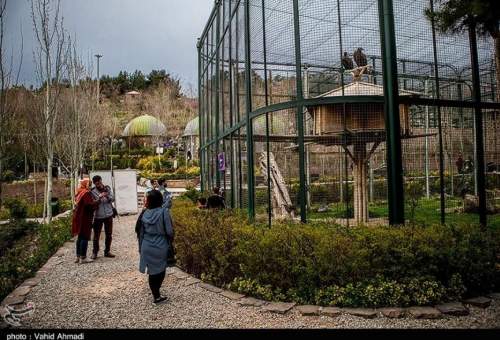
top-left (198, 0), bottom-right (500, 227)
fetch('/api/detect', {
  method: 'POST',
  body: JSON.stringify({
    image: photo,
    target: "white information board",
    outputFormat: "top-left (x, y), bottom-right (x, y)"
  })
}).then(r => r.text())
top-left (113, 170), bottom-right (138, 215)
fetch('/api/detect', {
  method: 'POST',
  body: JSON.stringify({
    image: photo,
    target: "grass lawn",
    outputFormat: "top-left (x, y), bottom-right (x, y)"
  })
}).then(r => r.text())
top-left (308, 197), bottom-right (500, 229)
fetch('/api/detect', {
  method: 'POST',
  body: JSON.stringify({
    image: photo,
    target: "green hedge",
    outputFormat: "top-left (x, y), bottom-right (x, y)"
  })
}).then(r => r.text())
top-left (0, 217), bottom-right (72, 301)
top-left (1, 199), bottom-right (73, 219)
top-left (138, 170), bottom-right (200, 180)
top-left (3, 199), bottom-right (28, 219)
top-left (1, 170), bottom-right (16, 182)
top-left (172, 200), bottom-right (500, 308)
top-left (178, 187), bottom-right (205, 203)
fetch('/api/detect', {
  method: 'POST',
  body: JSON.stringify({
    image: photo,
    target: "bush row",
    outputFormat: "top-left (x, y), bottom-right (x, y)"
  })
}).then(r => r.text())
top-left (172, 200), bottom-right (500, 308)
top-left (228, 274), bottom-right (466, 307)
top-left (0, 198), bottom-right (72, 219)
top-left (0, 216), bottom-right (72, 301)
top-left (139, 168), bottom-right (200, 181)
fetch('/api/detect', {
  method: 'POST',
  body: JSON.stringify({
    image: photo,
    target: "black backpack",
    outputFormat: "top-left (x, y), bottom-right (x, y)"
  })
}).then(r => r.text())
top-left (135, 210), bottom-right (145, 240)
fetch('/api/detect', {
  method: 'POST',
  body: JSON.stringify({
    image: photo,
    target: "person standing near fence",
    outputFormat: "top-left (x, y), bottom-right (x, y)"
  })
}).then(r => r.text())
top-left (72, 178), bottom-right (101, 264)
top-left (90, 175), bottom-right (116, 259)
top-left (206, 187), bottom-right (225, 210)
top-left (157, 179), bottom-right (172, 209)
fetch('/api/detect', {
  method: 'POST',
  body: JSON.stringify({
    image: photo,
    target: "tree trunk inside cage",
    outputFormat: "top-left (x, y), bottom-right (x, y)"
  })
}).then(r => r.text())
top-left (352, 142), bottom-right (369, 223)
top-left (259, 151), bottom-right (295, 219)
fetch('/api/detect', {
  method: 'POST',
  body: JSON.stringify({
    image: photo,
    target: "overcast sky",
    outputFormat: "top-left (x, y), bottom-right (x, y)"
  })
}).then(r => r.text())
top-left (5, 0), bottom-right (214, 93)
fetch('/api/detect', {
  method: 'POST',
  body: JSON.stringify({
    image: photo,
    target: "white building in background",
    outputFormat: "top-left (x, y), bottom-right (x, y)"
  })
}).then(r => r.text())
top-left (182, 117), bottom-right (199, 163)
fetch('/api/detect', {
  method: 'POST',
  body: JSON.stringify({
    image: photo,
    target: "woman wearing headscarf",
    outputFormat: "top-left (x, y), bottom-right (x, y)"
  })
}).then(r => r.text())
top-left (72, 178), bottom-right (101, 264)
top-left (136, 190), bottom-right (174, 304)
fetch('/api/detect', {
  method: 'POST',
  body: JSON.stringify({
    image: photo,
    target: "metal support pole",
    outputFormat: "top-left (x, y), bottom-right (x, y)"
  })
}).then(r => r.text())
top-left (293, 0), bottom-right (307, 223)
top-left (204, 38), bottom-right (210, 191)
top-left (473, 113), bottom-right (478, 196)
top-left (469, 23), bottom-right (487, 227)
top-left (208, 33), bottom-right (214, 190)
top-left (215, 3), bottom-right (221, 188)
top-left (378, 0), bottom-right (405, 225)
top-left (93, 54), bottom-right (102, 173)
top-left (304, 66), bottom-right (311, 210)
top-left (95, 54), bottom-right (102, 104)
top-left (229, 1), bottom-right (235, 209)
top-left (262, 0), bottom-right (272, 226)
top-left (369, 160), bottom-right (374, 202)
top-left (197, 40), bottom-right (204, 192)
top-left (402, 61), bottom-right (407, 90)
top-left (244, 0), bottom-right (255, 221)
top-left (337, 0), bottom-right (351, 225)
top-left (234, 8), bottom-right (243, 209)
top-left (424, 79), bottom-right (430, 198)
top-left (339, 154), bottom-right (343, 203)
top-left (429, 0), bottom-right (445, 225)
top-left (456, 81), bottom-right (465, 154)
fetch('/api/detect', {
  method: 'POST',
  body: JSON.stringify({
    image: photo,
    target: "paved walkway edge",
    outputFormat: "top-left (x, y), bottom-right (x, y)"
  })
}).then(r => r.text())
top-left (167, 266), bottom-right (498, 320)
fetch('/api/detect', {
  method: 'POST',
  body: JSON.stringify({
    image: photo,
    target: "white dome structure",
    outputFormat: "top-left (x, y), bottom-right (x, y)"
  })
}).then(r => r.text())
top-left (182, 117), bottom-right (199, 137)
top-left (122, 115), bottom-right (167, 137)
top-left (182, 117), bottom-right (200, 162)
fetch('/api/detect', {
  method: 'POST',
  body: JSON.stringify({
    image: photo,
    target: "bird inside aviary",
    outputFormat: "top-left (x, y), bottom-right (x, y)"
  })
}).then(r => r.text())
top-left (350, 48), bottom-right (372, 81)
top-left (353, 48), bottom-right (367, 67)
top-left (341, 52), bottom-right (354, 70)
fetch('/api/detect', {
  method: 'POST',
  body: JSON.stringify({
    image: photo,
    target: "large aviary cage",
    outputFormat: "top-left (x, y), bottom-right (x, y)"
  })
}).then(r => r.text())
top-left (198, 0), bottom-right (500, 227)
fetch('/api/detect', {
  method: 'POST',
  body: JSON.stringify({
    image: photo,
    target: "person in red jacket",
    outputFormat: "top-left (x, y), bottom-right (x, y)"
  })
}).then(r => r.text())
top-left (72, 178), bottom-right (101, 264)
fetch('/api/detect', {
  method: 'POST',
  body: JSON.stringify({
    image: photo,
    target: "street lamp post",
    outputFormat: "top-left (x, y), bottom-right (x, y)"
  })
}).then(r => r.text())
top-left (93, 54), bottom-right (102, 172)
top-left (95, 54), bottom-right (103, 104)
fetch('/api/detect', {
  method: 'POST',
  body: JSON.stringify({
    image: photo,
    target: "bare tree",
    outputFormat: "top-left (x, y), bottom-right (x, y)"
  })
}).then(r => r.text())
top-left (31, 0), bottom-right (67, 222)
top-left (14, 89), bottom-right (45, 204)
top-left (0, 0), bottom-right (23, 207)
top-left (142, 82), bottom-right (197, 139)
top-left (55, 37), bottom-right (100, 206)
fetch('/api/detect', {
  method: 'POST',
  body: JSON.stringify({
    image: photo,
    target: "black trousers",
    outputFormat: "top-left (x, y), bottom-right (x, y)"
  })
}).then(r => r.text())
top-left (92, 217), bottom-right (113, 255)
top-left (148, 271), bottom-right (166, 299)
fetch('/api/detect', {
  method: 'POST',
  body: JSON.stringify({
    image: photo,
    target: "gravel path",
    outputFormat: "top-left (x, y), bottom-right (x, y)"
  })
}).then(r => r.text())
top-left (17, 214), bottom-right (500, 329)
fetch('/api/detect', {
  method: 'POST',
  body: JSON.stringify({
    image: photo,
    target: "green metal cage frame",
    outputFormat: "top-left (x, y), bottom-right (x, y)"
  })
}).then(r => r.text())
top-left (197, 0), bottom-right (500, 226)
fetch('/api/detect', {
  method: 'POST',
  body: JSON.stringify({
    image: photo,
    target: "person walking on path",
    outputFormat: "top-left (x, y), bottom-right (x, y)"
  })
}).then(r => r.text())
top-left (72, 178), bottom-right (101, 264)
top-left (136, 190), bottom-right (174, 304)
top-left (157, 179), bottom-right (173, 209)
top-left (90, 175), bottom-right (116, 259)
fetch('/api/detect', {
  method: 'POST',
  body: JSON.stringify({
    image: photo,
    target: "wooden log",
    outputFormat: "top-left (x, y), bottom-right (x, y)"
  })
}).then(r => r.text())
top-left (353, 143), bottom-right (368, 224)
top-left (259, 152), bottom-right (294, 219)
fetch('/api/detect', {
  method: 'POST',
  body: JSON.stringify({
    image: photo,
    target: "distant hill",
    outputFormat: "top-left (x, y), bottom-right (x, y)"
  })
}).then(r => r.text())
top-left (98, 69), bottom-right (198, 139)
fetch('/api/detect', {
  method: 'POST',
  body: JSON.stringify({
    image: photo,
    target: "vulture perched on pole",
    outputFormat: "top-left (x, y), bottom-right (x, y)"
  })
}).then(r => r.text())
top-left (353, 48), bottom-right (367, 67)
top-left (341, 52), bottom-right (354, 70)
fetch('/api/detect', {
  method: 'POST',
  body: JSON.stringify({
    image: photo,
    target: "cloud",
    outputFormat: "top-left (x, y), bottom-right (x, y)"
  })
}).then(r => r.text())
top-left (5, 0), bottom-right (213, 90)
